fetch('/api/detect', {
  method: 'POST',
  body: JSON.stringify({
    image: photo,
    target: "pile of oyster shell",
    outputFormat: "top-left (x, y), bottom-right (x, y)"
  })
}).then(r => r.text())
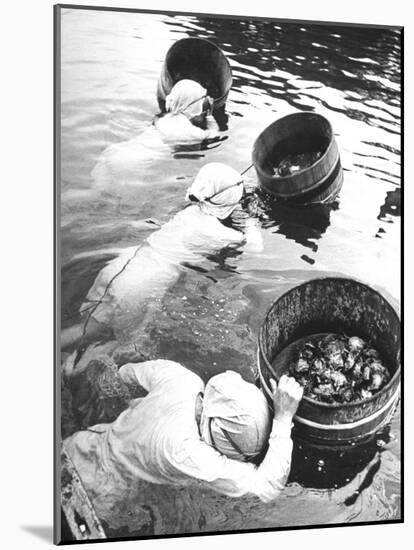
top-left (289, 334), bottom-right (391, 403)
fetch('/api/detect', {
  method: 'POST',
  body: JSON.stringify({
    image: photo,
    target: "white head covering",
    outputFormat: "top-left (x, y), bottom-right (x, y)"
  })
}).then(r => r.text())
top-left (200, 371), bottom-right (272, 461)
top-left (165, 79), bottom-right (207, 119)
top-left (185, 163), bottom-right (244, 220)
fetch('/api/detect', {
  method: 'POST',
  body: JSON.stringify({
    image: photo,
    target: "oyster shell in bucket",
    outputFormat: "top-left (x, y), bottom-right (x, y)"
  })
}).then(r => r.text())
top-left (288, 334), bottom-right (390, 404)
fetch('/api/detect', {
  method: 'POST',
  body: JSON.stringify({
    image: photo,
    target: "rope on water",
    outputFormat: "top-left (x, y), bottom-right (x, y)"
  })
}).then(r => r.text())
top-left (62, 301), bottom-right (103, 325)
top-left (81, 243), bottom-right (145, 338)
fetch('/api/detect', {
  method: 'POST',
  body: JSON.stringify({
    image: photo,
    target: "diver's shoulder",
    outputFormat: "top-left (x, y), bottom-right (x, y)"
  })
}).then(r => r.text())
top-left (173, 204), bottom-right (204, 221)
top-left (154, 359), bottom-right (203, 384)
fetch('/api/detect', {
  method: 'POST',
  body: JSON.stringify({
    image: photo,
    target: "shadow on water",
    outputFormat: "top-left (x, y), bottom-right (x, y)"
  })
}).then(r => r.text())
top-left (205, 246), bottom-right (243, 276)
top-left (171, 134), bottom-right (229, 159)
top-left (248, 189), bottom-right (337, 250)
top-left (289, 424), bottom-right (391, 490)
top-left (378, 188), bottom-right (401, 220)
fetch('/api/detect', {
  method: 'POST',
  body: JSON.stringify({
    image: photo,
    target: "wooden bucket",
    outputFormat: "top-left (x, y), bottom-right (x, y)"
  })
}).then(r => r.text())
top-left (252, 112), bottom-right (343, 204)
top-left (257, 277), bottom-right (400, 446)
top-left (157, 38), bottom-right (232, 112)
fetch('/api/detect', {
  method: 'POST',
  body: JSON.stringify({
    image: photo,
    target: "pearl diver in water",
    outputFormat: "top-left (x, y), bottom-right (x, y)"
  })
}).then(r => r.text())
top-left (61, 162), bottom-right (263, 351)
top-left (92, 79), bottom-right (220, 188)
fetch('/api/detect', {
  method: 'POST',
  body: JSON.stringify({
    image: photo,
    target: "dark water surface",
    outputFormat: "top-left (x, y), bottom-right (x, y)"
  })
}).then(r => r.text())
top-left (60, 8), bottom-right (401, 537)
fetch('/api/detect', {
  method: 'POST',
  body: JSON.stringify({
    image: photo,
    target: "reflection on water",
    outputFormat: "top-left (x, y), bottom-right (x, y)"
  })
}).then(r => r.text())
top-left (250, 190), bottom-right (338, 250)
top-left (289, 425), bottom-right (392, 490)
top-left (60, 7), bottom-right (401, 537)
top-left (378, 188), bottom-right (401, 220)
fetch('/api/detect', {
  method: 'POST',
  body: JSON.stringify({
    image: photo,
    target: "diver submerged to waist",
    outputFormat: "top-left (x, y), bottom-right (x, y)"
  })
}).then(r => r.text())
top-left (92, 80), bottom-right (222, 188)
top-left (61, 162), bottom-right (263, 351)
top-left (63, 354), bottom-right (303, 521)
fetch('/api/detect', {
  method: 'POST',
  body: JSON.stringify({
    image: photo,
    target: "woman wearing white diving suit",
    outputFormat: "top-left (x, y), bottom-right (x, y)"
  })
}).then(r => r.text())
top-left (92, 79), bottom-right (220, 188)
top-left (61, 162), bottom-right (263, 350)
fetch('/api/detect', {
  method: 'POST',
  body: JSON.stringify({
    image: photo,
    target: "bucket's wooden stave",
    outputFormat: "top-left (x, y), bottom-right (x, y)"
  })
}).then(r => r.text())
top-left (253, 112), bottom-right (343, 205)
top-left (257, 277), bottom-right (401, 445)
top-left (157, 38), bottom-right (232, 112)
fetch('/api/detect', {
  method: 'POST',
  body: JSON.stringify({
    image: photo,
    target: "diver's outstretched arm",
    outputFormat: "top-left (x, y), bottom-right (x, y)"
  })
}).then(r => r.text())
top-left (60, 317), bottom-right (111, 353)
top-left (61, 323), bottom-right (84, 352)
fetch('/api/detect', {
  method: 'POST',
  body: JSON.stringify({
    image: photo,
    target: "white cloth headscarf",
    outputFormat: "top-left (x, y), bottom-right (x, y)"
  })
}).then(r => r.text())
top-left (165, 79), bottom-right (207, 119)
top-left (185, 163), bottom-right (244, 220)
top-left (200, 371), bottom-right (272, 461)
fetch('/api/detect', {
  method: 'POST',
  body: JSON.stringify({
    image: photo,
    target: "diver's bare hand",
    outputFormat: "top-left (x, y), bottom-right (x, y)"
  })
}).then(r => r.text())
top-left (270, 375), bottom-right (303, 424)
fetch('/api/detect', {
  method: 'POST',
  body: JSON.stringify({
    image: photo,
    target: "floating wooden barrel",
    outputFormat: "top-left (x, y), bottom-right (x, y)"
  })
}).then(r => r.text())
top-left (157, 38), bottom-right (232, 112)
top-left (257, 277), bottom-right (400, 446)
top-left (252, 112), bottom-right (343, 204)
